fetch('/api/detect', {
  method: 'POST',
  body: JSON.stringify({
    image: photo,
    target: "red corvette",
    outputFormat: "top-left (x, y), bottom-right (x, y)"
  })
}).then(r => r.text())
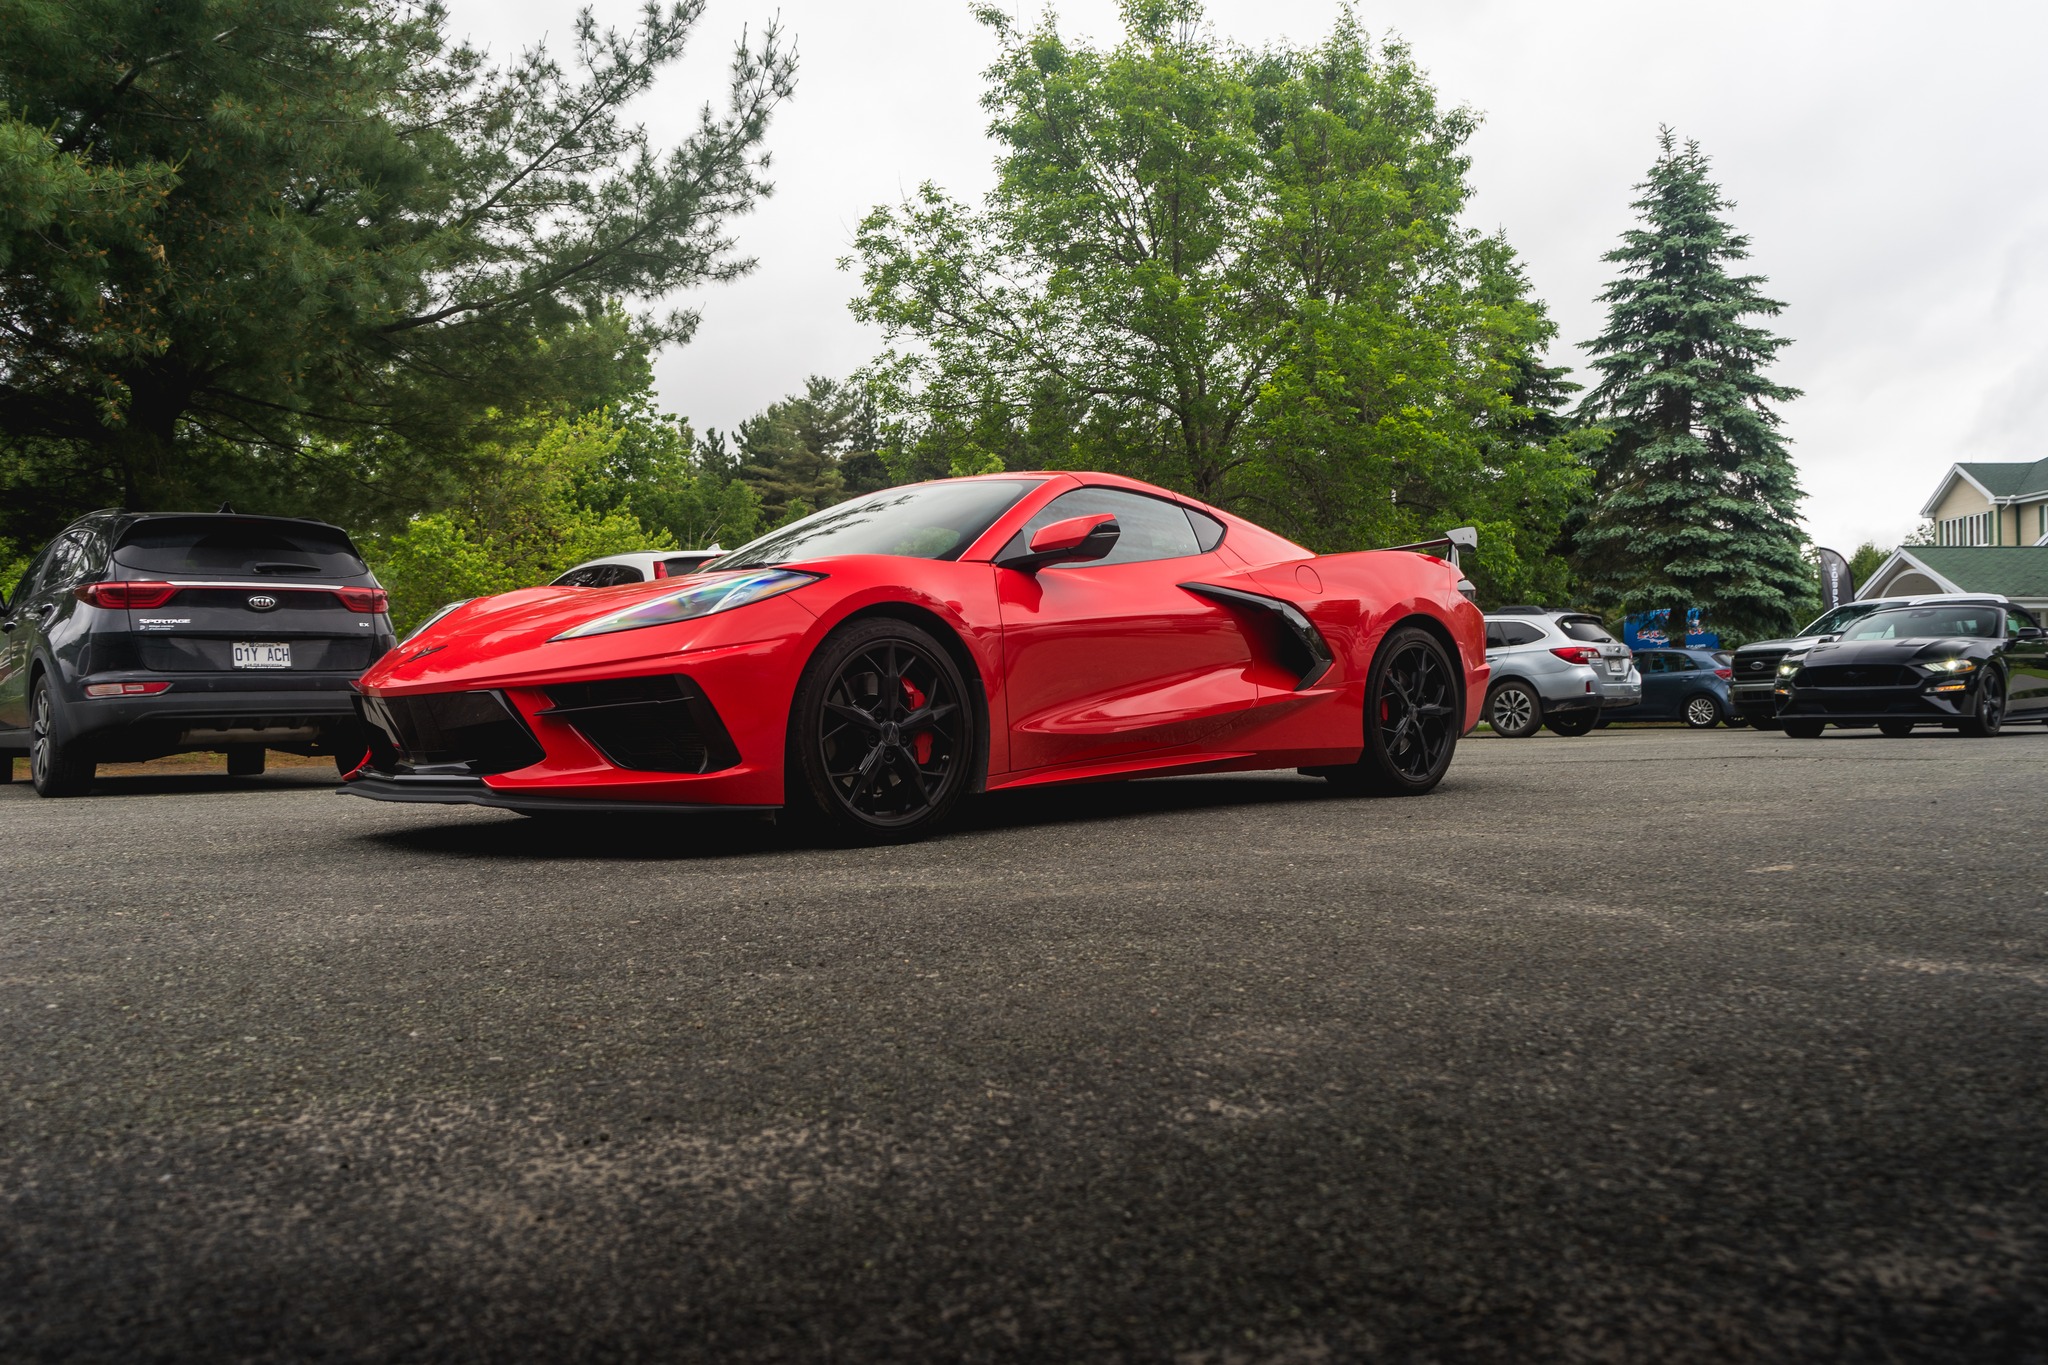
top-left (342, 473), bottom-right (1488, 841)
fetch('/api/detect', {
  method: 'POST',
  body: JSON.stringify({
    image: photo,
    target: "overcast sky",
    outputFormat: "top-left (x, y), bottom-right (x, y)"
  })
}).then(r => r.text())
top-left (445, 0), bottom-right (2048, 555)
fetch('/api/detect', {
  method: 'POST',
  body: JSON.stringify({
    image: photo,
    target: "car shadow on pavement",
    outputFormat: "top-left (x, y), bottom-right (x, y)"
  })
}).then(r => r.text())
top-left (352, 772), bottom-right (1356, 862)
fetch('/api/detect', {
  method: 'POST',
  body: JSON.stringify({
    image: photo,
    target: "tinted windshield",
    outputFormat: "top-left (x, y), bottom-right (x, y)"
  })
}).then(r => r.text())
top-left (1798, 602), bottom-right (1882, 636)
top-left (714, 480), bottom-right (1041, 570)
top-left (112, 517), bottom-right (366, 576)
top-left (1839, 607), bottom-right (2001, 640)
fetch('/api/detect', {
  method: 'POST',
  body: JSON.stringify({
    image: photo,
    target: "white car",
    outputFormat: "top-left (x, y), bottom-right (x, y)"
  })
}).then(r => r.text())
top-left (549, 549), bottom-right (725, 588)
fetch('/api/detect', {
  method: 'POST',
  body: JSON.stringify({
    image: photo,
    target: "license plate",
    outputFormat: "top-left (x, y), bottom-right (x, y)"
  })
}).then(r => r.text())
top-left (233, 642), bottom-right (292, 669)
top-left (1606, 658), bottom-right (1628, 675)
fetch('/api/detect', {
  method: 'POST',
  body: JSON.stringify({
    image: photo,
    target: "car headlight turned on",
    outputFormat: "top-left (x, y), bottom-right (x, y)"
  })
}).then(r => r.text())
top-left (1926, 658), bottom-right (1977, 674)
top-left (552, 569), bottom-right (821, 641)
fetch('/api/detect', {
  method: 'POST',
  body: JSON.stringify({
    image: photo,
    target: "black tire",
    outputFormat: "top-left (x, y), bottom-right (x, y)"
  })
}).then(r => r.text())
top-left (1957, 668), bottom-right (2005, 738)
top-left (28, 674), bottom-right (94, 797)
top-left (1680, 693), bottom-right (1721, 729)
top-left (786, 618), bottom-right (975, 844)
top-left (1483, 680), bottom-right (1542, 738)
top-left (1544, 713), bottom-right (1597, 737)
top-left (226, 745), bottom-right (266, 777)
top-left (1878, 720), bottom-right (1916, 738)
top-left (1323, 627), bottom-right (1460, 796)
top-left (1781, 719), bottom-right (1825, 739)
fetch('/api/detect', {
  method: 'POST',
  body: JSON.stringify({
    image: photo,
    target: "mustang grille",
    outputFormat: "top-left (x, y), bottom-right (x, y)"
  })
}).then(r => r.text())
top-left (540, 674), bottom-right (739, 774)
top-left (355, 690), bottom-right (545, 775)
top-left (1799, 665), bottom-right (1920, 688)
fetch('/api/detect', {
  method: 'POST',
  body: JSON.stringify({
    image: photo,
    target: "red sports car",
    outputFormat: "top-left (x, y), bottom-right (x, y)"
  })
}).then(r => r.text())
top-left (342, 473), bottom-right (1488, 841)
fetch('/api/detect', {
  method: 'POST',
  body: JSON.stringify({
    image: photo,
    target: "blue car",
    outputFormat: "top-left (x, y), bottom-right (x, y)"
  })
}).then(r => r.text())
top-left (1601, 647), bottom-right (1736, 728)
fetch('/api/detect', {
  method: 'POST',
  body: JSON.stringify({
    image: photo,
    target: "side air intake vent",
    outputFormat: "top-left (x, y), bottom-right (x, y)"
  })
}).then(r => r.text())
top-left (540, 674), bottom-right (739, 774)
top-left (1180, 583), bottom-right (1335, 690)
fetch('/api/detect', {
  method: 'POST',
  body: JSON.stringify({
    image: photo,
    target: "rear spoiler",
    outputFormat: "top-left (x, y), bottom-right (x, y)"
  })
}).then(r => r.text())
top-left (1382, 525), bottom-right (1477, 569)
top-left (1382, 526), bottom-right (1478, 602)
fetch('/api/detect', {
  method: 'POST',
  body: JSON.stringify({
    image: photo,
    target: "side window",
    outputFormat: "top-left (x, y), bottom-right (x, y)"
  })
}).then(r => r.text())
top-left (1637, 652), bottom-right (1664, 674)
top-left (555, 567), bottom-right (601, 587)
top-left (1186, 507), bottom-right (1227, 552)
top-left (1500, 621), bottom-right (1545, 646)
top-left (1671, 653), bottom-right (1700, 672)
top-left (1017, 487), bottom-right (1203, 566)
top-left (2008, 610), bottom-right (2035, 637)
top-left (1485, 622), bottom-right (1508, 648)
top-left (6, 545), bottom-right (53, 608)
top-left (599, 565), bottom-right (644, 586)
top-left (43, 534), bottom-right (90, 591)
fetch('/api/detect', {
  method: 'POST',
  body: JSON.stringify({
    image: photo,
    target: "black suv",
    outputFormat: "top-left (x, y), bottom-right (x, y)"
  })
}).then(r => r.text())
top-left (0, 512), bottom-right (397, 795)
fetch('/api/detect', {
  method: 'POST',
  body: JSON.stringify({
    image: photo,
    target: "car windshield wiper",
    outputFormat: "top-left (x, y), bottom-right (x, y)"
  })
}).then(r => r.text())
top-left (250, 561), bottom-right (322, 575)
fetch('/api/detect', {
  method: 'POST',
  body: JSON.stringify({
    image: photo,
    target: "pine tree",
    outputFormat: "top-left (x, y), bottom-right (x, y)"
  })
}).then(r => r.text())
top-left (1577, 130), bottom-right (1811, 641)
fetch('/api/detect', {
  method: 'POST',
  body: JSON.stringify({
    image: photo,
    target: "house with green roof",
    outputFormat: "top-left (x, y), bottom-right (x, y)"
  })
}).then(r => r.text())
top-left (1921, 458), bottom-right (2048, 546)
top-left (1858, 547), bottom-right (2048, 613)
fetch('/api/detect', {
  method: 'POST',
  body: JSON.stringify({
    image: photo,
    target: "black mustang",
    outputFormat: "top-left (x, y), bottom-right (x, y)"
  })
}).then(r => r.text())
top-left (1774, 600), bottom-right (2048, 738)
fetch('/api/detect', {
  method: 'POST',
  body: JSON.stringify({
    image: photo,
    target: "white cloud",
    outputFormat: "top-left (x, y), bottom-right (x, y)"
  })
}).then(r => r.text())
top-left (440, 0), bottom-right (2048, 553)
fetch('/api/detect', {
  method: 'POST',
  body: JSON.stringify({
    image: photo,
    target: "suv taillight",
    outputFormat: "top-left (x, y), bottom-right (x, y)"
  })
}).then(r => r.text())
top-left (77, 581), bottom-right (178, 609)
top-left (337, 587), bottom-right (389, 613)
top-left (1550, 646), bottom-right (1601, 665)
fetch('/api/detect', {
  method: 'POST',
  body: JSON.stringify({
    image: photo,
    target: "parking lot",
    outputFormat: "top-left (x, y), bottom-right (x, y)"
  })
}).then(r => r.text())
top-left (4, 727), bottom-right (2045, 1363)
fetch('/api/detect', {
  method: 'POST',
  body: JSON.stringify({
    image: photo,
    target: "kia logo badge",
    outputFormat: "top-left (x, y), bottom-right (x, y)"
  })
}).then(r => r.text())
top-left (247, 594), bottom-right (279, 612)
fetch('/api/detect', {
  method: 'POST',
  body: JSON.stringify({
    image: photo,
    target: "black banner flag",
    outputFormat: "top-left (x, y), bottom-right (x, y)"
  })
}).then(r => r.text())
top-left (1816, 547), bottom-right (1855, 612)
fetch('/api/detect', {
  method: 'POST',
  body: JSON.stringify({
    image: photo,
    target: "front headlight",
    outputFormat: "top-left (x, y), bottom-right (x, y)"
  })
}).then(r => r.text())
top-left (551, 569), bottom-right (820, 641)
top-left (1777, 660), bottom-right (1802, 676)
top-left (401, 598), bottom-right (474, 646)
top-left (1926, 658), bottom-right (1978, 674)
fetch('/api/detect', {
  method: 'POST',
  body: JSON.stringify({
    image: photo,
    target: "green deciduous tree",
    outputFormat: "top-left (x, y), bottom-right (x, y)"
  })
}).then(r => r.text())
top-left (1575, 130), bottom-right (1811, 639)
top-left (0, 0), bottom-right (794, 531)
top-left (849, 1), bottom-right (1583, 594)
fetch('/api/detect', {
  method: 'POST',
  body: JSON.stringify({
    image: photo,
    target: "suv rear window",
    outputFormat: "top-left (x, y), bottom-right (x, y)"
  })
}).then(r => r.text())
top-left (1557, 616), bottom-right (1615, 643)
top-left (113, 518), bottom-right (367, 577)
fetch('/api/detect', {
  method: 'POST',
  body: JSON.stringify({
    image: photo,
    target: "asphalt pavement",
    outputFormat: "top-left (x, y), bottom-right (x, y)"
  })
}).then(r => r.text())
top-left (4, 727), bottom-right (2046, 1363)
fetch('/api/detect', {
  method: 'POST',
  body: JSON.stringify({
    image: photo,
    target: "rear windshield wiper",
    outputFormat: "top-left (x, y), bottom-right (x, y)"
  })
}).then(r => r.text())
top-left (250, 562), bottom-right (322, 575)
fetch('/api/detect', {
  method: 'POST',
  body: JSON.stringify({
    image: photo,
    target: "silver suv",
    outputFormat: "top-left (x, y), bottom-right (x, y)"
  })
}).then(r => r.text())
top-left (1482, 609), bottom-right (1641, 737)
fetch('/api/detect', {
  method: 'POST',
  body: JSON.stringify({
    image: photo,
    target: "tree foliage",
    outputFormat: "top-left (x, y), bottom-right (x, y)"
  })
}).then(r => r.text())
top-left (0, 0), bottom-right (794, 530)
top-left (849, 0), bottom-right (1585, 602)
top-left (1575, 130), bottom-right (1810, 638)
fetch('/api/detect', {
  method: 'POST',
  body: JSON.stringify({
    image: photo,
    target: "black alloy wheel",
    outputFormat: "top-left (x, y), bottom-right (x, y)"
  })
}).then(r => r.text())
top-left (28, 675), bottom-right (94, 797)
top-left (1958, 667), bottom-right (2005, 738)
top-left (1781, 719), bottom-right (1825, 739)
top-left (1544, 713), bottom-right (1597, 737)
top-left (790, 619), bottom-right (973, 843)
top-left (1484, 681), bottom-right (1541, 738)
top-left (1682, 694), bottom-right (1721, 729)
top-left (1324, 626), bottom-right (1459, 796)
top-left (1879, 719), bottom-right (1916, 738)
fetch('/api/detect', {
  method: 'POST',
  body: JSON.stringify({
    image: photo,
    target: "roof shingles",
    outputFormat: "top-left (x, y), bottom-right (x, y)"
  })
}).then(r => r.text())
top-left (1905, 547), bottom-right (2048, 597)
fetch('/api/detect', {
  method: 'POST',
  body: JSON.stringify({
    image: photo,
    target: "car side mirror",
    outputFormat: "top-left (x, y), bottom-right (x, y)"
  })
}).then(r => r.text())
top-left (2018, 626), bottom-right (2045, 640)
top-left (1817, 633), bottom-right (1840, 644)
top-left (998, 514), bottom-right (1120, 572)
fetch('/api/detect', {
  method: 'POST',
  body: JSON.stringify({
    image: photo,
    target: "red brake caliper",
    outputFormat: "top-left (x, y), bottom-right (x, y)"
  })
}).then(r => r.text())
top-left (901, 678), bottom-right (934, 764)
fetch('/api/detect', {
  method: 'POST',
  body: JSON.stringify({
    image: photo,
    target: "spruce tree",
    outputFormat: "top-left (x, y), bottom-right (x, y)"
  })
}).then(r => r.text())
top-left (1577, 130), bottom-right (1811, 642)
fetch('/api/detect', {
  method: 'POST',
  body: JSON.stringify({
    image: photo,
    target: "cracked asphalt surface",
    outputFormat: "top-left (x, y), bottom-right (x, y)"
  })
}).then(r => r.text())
top-left (3, 727), bottom-right (2046, 1363)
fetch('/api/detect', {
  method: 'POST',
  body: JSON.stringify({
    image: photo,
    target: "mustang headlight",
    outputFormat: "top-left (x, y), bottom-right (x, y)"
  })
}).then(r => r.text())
top-left (1925, 658), bottom-right (1978, 674)
top-left (552, 569), bottom-right (820, 641)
